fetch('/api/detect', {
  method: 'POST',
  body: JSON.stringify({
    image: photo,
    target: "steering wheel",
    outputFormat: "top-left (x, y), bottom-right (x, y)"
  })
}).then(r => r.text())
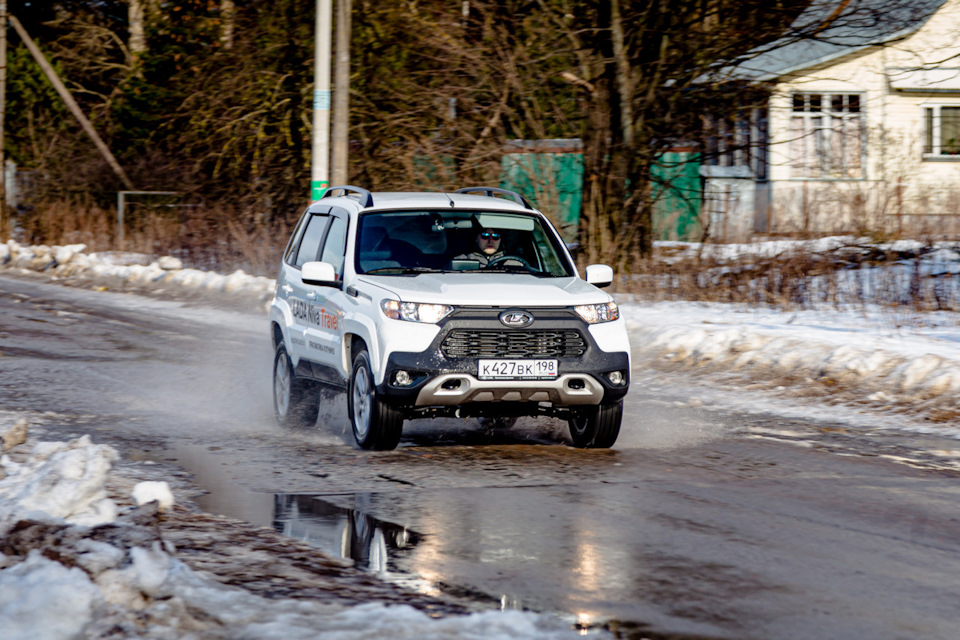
top-left (485, 254), bottom-right (533, 270)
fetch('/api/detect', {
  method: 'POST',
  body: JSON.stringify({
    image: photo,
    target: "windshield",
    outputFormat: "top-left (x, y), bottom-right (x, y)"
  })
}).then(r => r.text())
top-left (354, 210), bottom-right (574, 277)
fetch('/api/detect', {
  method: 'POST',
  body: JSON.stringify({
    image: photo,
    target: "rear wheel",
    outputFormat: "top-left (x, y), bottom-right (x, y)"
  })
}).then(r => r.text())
top-left (273, 343), bottom-right (319, 429)
top-left (568, 400), bottom-right (623, 448)
top-left (348, 349), bottom-right (403, 450)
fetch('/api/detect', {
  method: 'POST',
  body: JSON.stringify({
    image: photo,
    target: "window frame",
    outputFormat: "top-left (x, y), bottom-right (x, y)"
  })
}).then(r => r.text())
top-left (318, 212), bottom-right (349, 280)
top-left (353, 209), bottom-right (575, 277)
top-left (788, 92), bottom-right (866, 180)
top-left (292, 213), bottom-right (331, 269)
top-left (703, 107), bottom-right (768, 180)
top-left (285, 206), bottom-right (332, 267)
top-left (922, 102), bottom-right (960, 160)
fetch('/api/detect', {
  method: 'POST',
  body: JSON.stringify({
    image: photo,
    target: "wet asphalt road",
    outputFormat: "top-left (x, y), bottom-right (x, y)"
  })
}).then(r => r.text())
top-left (2, 272), bottom-right (960, 639)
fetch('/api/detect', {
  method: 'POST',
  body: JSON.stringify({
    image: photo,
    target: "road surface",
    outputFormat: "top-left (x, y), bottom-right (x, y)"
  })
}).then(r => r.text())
top-left (1, 272), bottom-right (959, 639)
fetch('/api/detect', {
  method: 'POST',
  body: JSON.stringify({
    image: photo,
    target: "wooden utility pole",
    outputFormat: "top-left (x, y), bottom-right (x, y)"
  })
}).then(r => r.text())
top-left (331, 0), bottom-right (350, 186)
top-left (0, 0), bottom-right (7, 234)
top-left (310, 0), bottom-right (332, 201)
top-left (9, 14), bottom-right (134, 190)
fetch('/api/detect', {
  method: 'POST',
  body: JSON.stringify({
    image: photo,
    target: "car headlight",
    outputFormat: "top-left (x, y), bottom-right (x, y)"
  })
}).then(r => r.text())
top-left (574, 301), bottom-right (620, 324)
top-left (381, 299), bottom-right (454, 324)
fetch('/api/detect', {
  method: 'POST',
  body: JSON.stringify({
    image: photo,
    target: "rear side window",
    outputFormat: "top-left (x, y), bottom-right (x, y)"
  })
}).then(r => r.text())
top-left (319, 216), bottom-right (348, 278)
top-left (294, 215), bottom-right (330, 268)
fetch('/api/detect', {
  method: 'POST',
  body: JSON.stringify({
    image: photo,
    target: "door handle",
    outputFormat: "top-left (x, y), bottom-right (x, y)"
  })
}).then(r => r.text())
top-left (281, 284), bottom-right (293, 294)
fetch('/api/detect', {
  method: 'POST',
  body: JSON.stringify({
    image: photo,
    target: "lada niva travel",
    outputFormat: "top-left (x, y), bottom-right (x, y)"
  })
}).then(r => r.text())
top-left (270, 186), bottom-right (631, 450)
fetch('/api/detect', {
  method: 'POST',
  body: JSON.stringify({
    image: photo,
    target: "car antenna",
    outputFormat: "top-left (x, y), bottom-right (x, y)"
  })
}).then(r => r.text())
top-left (439, 186), bottom-right (456, 208)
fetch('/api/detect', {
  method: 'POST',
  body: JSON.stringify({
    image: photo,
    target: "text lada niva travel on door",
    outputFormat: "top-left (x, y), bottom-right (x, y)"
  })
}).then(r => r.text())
top-left (270, 186), bottom-right (630, 450)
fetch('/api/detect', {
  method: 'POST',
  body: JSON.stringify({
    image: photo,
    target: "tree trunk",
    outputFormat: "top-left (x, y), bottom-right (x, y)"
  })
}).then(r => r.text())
top-left (220, 0), bottom-right (236, 50)
top-left (128, 0), bottom-right (146, 58)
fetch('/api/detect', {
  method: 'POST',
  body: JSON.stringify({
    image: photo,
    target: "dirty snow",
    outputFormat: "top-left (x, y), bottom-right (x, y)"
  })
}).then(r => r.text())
top-left (622, 299), bottom-right (960, 432)
top-left (0, 422), bottom-right (598, 639)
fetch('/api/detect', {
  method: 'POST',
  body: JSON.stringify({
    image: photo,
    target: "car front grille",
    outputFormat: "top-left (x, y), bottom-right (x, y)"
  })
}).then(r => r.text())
top-left (441, 329), bottom-right (587, 359)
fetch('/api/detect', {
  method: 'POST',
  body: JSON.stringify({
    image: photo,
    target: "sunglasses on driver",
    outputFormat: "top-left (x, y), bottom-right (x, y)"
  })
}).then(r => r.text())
top-left (480, 231), bottom-right (501, 240)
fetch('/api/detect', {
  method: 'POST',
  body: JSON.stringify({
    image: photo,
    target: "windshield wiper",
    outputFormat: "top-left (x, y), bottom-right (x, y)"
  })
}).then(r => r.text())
top-left (479, 267), bottom-right (560, 277)
top-left (481, 266), bottom-right (535, 273)
top-left (364, 267), bottom-right (446, 275)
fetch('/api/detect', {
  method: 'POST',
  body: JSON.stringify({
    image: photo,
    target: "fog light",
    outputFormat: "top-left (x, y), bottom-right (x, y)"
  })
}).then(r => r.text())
top-left (395, 370), bottom-right (413, 386)
top-left (607, 371), bottom-right (626, 386)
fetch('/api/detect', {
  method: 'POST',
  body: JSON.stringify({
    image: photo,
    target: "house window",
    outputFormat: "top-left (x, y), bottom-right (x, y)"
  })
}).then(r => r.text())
top-left (923, 105), bottom-right (960, 157)
top-left (702, 108), bottom-right (768, 180)
top-left (789, 93), bottom-right (863, 178)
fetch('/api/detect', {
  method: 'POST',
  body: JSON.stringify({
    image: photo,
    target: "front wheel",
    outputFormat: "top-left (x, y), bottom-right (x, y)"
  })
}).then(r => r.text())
top-left (348, 349), bottom-right (403, 450)
top-left (568, 400), bottom-right (623, 448)
top-left (273, 343), bottom-right (319, 429)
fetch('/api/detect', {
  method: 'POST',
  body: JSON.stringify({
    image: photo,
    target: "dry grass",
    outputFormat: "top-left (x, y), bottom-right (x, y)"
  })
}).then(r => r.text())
top-left (617, 240), bottom-right (960, 312)
top-left (13, 199), bottom-right (288, 276)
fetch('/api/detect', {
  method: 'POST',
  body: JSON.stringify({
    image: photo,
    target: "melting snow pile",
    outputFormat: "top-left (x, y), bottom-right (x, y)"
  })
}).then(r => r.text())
top-left (0, 418), bottom-right (595, 639)
top-left (0, 241), bottom-right (274, 306)
top-left (623, 301), bottom-right (960, 425)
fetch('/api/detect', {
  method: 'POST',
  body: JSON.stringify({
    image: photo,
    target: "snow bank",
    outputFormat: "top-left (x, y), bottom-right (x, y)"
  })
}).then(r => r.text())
top-left (657, 235), bottom-right (960, 266)
top-left (623, 301), bottom-right (960, 427)
top-left (1, 240), bottom-right (275, 306)
top-left (0, 419), bottom-right (596, 639)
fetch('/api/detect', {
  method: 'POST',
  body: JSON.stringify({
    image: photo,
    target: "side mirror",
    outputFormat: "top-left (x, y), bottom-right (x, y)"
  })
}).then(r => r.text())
top-left (301, 261), bottom-right (340, 287)
top-left (585, 264), bottom-right (614, 288)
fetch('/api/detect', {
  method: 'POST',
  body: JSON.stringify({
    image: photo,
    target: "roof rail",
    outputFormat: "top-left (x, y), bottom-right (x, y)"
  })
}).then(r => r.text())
top-left (321, 185), bottom-right (374, 208)
top-left (454, 186), bottom-right (533, 210)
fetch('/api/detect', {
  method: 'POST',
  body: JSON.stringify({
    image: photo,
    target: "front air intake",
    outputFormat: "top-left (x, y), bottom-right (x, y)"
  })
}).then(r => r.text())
top-left (441, 330), bottom-right (586, 359)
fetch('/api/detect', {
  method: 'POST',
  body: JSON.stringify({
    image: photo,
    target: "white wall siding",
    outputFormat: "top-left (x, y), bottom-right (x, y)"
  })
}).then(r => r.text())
top-left (762, 0), bottom-right (960, 234)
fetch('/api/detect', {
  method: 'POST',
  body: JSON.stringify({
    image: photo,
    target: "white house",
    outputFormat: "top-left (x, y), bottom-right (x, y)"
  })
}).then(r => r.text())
top-left (720, 0), bottom-right (960, 237)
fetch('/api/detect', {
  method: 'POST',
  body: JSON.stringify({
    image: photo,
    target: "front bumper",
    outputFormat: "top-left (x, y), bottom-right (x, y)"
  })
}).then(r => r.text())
top-left (375, 307), bottom-right (630, 410)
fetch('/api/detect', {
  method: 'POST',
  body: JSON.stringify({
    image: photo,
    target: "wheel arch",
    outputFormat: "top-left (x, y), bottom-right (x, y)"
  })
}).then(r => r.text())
top-left (271, 321), bottom-right (284, 348)
top-left (344, 333), bottom-right (369, 376)
top-left (341, 313), bottom-right (381, 383)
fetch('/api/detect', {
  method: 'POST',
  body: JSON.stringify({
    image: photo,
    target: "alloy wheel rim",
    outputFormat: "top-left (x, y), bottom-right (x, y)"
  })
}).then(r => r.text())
top-left (353, 364), bottom-right (372, 439)
top-left (571, 415), bottom-right (588, 436)
top-left (275, 355), bottom-right (291, 416)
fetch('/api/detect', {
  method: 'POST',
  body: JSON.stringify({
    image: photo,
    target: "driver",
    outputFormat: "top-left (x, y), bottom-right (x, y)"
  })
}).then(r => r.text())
top-left (457, 228), bottom-right (506, 266)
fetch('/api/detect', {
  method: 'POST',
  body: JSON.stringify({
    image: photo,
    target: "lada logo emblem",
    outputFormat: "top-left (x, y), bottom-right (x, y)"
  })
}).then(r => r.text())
top-left (499, 310), bottom-right (533, 327)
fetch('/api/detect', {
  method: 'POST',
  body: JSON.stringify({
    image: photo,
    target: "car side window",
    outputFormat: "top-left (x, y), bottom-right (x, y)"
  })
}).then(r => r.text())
top-left (319, 215), bottom-right (348, 278)
top-left (294, 215), bottom-right (330, 268)
top-left (283, 210), bottom-right (310, 265)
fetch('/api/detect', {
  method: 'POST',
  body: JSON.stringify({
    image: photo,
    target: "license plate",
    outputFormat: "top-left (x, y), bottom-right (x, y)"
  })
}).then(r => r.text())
top-left (477, 359), bottom-right (558, 380)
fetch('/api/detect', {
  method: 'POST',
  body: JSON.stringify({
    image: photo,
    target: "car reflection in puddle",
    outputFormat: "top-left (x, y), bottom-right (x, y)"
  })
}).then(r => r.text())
top-left (273, 494), bottom-right (422, 574)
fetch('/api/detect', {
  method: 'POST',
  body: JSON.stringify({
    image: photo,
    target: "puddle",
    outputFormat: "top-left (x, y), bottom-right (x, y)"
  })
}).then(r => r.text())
top-left (168, 442), bottom-right (424, 579)
top-left (273, 493), bottom-right (423, 573)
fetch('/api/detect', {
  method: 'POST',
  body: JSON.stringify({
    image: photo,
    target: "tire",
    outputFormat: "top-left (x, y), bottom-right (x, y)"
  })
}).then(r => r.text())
top-left (273, 343), bottom-right (319, 429)
top-left (568, 400), bottom-right (623, 448)
top-left (348, 349), bottom-right (403, 450)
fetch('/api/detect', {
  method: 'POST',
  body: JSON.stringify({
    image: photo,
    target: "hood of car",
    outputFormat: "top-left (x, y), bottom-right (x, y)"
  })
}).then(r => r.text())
top-left (357, 273), bottom-right (611, 306)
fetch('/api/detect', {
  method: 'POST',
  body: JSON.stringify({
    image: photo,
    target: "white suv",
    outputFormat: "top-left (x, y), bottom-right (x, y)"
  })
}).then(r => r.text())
top-left (269, 186), bottom-right (630, 450)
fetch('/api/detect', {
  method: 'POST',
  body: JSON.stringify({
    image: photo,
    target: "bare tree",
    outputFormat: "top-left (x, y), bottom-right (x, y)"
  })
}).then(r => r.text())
top-left (127, 0), bottom-right (146, 57)
top-left (220, 0), bottom-right (235, 50)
